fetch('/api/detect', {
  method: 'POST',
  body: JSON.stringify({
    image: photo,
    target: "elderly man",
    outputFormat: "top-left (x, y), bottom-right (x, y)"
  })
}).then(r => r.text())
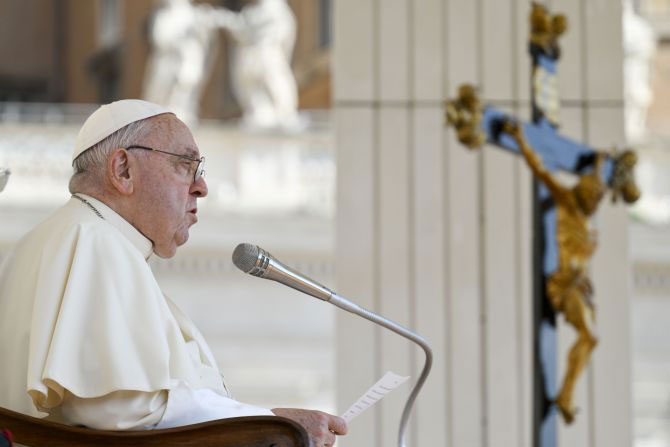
top-left (0, 100), bottom-right (346, 447)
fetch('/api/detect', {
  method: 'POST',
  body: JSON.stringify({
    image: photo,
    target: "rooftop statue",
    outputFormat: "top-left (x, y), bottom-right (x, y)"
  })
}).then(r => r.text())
top-left (214, 0), bottom-right (303, 132)
top-left (142, 0), bottom-right (221, 126)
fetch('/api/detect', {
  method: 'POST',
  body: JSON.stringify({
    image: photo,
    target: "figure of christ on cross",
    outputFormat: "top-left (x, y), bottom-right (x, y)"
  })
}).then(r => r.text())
top-left (503, 120), bottom-right (603, 423)
top-left (447, 86), bottom-right (613, 424)
top-left (447, 83), bottom-right (639, 428)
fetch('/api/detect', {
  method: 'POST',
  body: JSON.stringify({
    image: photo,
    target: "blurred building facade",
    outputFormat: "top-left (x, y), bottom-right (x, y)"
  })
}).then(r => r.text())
top-left (0, 0), bottom-right (331, 117)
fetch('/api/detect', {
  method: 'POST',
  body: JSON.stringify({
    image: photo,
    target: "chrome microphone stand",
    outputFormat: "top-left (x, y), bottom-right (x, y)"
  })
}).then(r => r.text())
top-left (234, 243), bottom-right (433, 447)
top-left (327, 293), bottom-right (432, 447)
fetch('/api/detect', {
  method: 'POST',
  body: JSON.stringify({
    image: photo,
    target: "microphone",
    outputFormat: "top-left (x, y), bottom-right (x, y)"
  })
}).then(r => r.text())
top-left (232, 242), bottom-right (433, 447)
top-left (232, 243), bottom-right (333, 301)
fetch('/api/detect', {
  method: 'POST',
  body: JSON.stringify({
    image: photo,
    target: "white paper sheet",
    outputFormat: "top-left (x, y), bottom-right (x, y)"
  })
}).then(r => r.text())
top-left (340, 371), bottom-right (410, 423)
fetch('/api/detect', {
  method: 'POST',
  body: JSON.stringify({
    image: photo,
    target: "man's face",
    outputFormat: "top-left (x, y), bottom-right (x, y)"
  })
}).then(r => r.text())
top-left (131, 115), bottom-right (208, 258)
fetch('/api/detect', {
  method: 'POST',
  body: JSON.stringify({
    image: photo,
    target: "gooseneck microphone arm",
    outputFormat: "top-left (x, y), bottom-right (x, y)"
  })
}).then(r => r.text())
top-left (232, 243), bottom-right (433, 447)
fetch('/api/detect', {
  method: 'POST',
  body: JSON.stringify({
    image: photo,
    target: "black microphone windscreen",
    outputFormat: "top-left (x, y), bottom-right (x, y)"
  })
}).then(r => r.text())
top-left (232, 243), bottom-right (260, 273)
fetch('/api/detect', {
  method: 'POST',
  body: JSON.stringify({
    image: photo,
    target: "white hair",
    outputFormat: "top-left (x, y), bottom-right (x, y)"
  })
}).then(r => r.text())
top-left (68, 117), bottom-right (156, 193)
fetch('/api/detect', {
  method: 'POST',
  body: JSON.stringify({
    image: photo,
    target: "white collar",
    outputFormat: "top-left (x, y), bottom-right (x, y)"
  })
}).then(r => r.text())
top-left (72, 194), bottom-right (154, 261)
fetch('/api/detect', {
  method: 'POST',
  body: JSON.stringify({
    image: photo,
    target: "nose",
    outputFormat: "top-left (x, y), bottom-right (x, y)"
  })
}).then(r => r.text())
top-left (190, 175), bottom-right (208, 198)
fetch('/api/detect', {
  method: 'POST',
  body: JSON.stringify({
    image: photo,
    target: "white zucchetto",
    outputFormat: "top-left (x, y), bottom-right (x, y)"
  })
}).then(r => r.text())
top-left (72, 99), bottom-right (171, 163)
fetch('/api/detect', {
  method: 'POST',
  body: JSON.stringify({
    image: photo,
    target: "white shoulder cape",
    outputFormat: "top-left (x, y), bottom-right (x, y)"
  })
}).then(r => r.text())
top-left (0, 196), bottom-right (227, 416)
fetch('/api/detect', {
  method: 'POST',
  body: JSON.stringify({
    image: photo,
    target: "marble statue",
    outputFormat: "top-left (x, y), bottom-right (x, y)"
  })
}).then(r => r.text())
top-left (215, 0), bottom-right (303, 131)
top-left (623, 0), bottom-right (655, 143)
top-left (142, 0), bottom-right (221, 126)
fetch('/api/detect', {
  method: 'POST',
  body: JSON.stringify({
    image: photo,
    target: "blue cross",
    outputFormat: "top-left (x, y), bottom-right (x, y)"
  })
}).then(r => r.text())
top-left (478, 48), bottom-right (615, 447)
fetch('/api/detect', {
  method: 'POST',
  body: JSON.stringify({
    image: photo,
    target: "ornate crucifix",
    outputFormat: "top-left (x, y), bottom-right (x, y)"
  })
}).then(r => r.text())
top-left (445, 3), bottom-right (639, 446)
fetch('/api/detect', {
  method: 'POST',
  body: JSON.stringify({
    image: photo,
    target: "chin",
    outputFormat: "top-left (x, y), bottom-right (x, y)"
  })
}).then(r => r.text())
top-left (169, 232), bottom-right (190, 253)
top-left (176, 231), bottom-right (190, 246)
top-left (154, 245), bottom-right (178, 259)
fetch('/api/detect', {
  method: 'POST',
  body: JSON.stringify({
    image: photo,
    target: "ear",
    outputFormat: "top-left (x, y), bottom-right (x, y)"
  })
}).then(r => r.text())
top-left (108, 148), bottom-right (134, 195)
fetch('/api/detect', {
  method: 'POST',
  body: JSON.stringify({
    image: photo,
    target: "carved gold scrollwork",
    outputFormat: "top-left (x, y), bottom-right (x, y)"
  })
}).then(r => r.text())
top-left (530, 2), bottom-right (567, 56)
top-left (444, 84), bottom-right (486, 149)
top-left (610, 149), bottom-right (641, 204)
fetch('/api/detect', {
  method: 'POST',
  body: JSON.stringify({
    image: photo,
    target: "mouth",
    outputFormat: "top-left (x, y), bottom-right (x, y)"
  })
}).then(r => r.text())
top-left (188, 208), bottom-right (198, 223)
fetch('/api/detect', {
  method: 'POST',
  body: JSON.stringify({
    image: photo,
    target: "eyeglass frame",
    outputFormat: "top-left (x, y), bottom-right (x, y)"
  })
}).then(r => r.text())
top-left (125, 145), bottom-right (205, 183)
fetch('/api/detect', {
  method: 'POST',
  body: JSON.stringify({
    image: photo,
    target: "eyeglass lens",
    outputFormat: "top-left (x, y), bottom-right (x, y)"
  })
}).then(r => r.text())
top-left (194, 157), bottom-right (205, 182)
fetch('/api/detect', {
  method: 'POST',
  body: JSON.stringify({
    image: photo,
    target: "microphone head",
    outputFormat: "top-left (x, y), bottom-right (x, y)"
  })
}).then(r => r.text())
top-left (232, 243), bottom-right (260, 273)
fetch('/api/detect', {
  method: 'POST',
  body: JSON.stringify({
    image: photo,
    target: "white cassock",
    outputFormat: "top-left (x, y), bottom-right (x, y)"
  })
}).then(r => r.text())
top-left (0, 194), bottom-right (273, 430)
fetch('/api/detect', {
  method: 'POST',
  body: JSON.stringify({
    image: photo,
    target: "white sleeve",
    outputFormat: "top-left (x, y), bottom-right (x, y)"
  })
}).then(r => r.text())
top-left (57, 385), bottom-right (273, 431)
top-left (58, 389), bottom-right (168, 430)
top-left (155, 384), bottom-right (274, 429)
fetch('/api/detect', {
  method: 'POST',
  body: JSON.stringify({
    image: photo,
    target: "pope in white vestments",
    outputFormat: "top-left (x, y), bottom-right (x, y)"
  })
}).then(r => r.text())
top-left (0, 193), bottom-right (273, 429)
top-left (0, 100), bottom-right (346, 446)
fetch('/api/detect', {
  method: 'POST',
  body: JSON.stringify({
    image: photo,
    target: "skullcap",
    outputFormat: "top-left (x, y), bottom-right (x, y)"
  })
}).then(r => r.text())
top-left (72, 99), bottom-right (171, 163)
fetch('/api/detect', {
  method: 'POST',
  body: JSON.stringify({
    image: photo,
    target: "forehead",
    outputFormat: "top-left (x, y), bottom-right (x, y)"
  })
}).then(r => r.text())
top-left (145, 114), bottom-right (200, 157)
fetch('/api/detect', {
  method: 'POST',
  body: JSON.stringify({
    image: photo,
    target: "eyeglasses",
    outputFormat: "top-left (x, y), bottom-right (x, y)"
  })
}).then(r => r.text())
top-left (126, 145), bottom-right (205, 183)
